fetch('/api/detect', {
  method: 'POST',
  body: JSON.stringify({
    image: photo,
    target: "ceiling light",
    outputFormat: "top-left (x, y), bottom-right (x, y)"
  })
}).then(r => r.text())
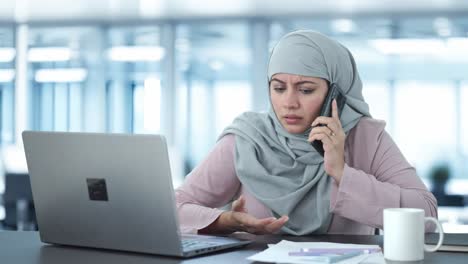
top-left (0, 48), bottom-right (16, 62)
top-left (209, 60), bottom-right (224, 71)
top-left (0, 69), bottom-right (15, 83)
top-left (108, 46), bottom-right (165, 62)
top-left (370, 39), bottom-right (445, 55)
top-left (35, 68), bottom-right (87, 83)
top-left (28, 47), bottom-right (72, 62)
top-left (433, 17), bottom-right (452, 37)
top-left (331, 19), bottom-right (356, 33)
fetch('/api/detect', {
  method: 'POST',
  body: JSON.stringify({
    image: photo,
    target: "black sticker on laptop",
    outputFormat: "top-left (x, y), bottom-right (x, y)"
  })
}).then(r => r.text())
top-left (86, 178), bottom-right (109, 201)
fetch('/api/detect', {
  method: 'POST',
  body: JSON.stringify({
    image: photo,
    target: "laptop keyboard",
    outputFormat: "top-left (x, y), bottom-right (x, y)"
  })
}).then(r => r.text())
top-left (181, 239), bottom-right (221, 251)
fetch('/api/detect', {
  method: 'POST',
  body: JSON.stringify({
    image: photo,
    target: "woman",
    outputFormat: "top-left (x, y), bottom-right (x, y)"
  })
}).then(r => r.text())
top-left (176, 30), bottom-right (437, 235)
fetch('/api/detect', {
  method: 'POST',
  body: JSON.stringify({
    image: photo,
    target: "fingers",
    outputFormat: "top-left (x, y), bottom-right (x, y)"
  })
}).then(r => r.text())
top-left (325, 122), bottom-right (340, 136)
top-left (232, 212), bottom-right (289, 235)
top-left (309, 123), bottom-right (342, 141)
top-left (308, 132), bottom-right (334, 152)
top-left (331, 99), bottom-right (339, 120)
top-left (310, 107), bottom-right (344, 141)
top-left (308, 126), bottom-right (335, 141)
top-left (311, 116), bottom-right (341, 129)
top-left (311, 116), bottom-right (332, 127)
top-left (232, 212), bottom-right (273, 234)
top-left (311, 101), bottom-right (342, 129)
top-left (231, 197), bottom-right (290, 235)
top-left (264, 215), bottom-right (289, 233)
top-left (235, 213), bottom-right (272, 228)
top-left (232, 195), bottom-right (247, 213)
top-left (308, 126), bottom-right (337, 145)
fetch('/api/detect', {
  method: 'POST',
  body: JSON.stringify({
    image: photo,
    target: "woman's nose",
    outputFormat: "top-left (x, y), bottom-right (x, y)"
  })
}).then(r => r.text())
top-left (284, 90), bottom-right (299, 109)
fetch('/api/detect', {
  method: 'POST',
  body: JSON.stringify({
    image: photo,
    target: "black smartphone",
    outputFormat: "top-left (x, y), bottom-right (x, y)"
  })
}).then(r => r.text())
top-left (311, 83), bottom-right (347, 156)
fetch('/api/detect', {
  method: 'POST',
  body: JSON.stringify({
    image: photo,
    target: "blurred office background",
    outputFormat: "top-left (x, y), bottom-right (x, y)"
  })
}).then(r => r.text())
top-left (0, 0), bottom-right (468, 231)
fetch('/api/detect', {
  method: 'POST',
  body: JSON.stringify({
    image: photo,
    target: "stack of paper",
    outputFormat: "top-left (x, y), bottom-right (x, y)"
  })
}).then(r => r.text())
top-left (247, 240), bottom-right (385, 264)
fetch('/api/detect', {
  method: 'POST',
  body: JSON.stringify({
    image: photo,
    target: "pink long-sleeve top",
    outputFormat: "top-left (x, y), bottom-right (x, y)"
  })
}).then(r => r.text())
top-left (175, 117), bottom-right (438, 234)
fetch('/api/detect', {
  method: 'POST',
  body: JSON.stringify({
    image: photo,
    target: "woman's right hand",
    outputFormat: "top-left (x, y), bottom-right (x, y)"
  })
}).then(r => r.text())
top-left (200, 195), bottom-right (289, 235)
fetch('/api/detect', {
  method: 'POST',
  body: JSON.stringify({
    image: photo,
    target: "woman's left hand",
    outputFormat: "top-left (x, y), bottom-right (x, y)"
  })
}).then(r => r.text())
top-left (307, 99), bottom-right (346, 184)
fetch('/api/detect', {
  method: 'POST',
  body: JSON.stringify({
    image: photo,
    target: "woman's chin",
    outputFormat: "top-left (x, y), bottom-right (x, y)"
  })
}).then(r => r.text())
top-left (284, 124), bottom-right (307, 134)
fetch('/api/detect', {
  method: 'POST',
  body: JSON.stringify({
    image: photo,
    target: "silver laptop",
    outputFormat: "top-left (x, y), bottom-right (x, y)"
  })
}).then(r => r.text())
top-left (22, 131), bottom-right (251, 257)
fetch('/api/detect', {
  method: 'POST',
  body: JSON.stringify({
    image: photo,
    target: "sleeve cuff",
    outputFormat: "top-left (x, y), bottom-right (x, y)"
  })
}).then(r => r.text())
top-left (330, 163), bottom-right (355, 213)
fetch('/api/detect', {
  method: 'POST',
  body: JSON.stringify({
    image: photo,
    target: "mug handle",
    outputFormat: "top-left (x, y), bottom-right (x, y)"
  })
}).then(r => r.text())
top-left (424, 217), bottom-right (444, 252)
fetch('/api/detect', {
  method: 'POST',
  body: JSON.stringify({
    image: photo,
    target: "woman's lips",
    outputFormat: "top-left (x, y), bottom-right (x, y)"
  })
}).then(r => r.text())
top-left (284, 116), bottom-right (302, 125)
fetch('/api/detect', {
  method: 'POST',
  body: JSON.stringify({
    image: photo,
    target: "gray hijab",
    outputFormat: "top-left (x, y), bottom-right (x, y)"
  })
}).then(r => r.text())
top-left (219, 30), bottom-right (371, 235)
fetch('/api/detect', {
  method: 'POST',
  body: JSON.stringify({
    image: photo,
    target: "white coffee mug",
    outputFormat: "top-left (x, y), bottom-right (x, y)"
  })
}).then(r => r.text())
top-left (383, 208), bottom-right (444, 261)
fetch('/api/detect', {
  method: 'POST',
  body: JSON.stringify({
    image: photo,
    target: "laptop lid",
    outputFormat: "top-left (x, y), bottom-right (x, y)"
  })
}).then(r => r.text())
top-left (22, 131), bottom-right (184, 256)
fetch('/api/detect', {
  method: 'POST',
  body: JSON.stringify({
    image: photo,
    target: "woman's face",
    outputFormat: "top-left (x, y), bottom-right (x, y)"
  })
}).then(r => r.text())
top-left (270, 73), bottom-right (329, 134)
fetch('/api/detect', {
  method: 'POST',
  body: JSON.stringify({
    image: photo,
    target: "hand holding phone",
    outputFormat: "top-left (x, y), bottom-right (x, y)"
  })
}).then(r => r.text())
top-left (310, 83), bottom-right (346, 156)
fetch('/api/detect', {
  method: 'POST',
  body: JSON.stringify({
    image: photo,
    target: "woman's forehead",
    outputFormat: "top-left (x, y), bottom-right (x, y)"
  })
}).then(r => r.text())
top-left (271, 73), bottom-right (325, 83)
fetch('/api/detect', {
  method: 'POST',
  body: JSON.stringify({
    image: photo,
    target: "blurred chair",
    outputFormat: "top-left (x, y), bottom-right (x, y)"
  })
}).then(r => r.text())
top-left (3, 172), bottom-right (36, 230)
top-left (1, 145), bottom-right (37, 230)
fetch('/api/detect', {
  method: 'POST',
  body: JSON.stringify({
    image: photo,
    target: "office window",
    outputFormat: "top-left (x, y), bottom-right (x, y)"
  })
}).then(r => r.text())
top-left (394, 81), bottom-right (457, 178)
top-left (0, 83), bottom-right (14, 143)
top-left (189, 80), bottom-right (213, 164)
top-left (107, 26), bottom-right (163, 133)
top-left (270, 19), bottom-right (390, 64)
top-left (176, 23), bottom-right (252, 172)
top-left (132, 77), bottom-right (161, 134)
top-left (362, 82), bottom-right (391, 129)
top-left (68, 83), bottom-right (83, 131)
top-left (214, 81), bottom-right (251, 136)
top-left (28, 27), bottom-right (97, 132)
top-left (462, 83), bottom-right (468, 157)
top-left (0, 27), bottom-right (15, 143)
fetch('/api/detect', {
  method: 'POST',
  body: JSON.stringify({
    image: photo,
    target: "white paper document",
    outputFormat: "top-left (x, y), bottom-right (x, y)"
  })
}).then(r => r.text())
top-left (247, 240), bottom-right (385, 264)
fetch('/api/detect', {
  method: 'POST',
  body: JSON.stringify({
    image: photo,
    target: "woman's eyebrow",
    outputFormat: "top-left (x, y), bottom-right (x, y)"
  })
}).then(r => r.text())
top-left (295, 81), bottom-right (319, 86)
top-left (270, 78), bottom-right (320, 86)
top-left (270, 78), bottom-right (286, 84)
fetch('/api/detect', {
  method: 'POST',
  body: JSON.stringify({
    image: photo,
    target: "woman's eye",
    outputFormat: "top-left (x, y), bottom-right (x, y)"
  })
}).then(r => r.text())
top-left (300, 89), bottom-right (314, 94)
top-left (273, 87), bottom-right (286, 92)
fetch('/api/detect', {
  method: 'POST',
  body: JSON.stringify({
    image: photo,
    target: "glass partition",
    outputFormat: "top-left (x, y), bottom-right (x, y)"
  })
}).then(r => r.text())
top-left (175, 22), bottom-right (252, 172)
top-left (28, 26), bottom-right (97, 132)
top-left (0, 26), bottom-right (15, 143)
top-left (107, 26), bottom-right (163, 134)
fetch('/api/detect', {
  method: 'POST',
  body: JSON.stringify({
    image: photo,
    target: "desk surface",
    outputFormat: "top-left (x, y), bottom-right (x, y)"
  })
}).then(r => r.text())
top-left (0, 231), bottom-right (466, 264)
